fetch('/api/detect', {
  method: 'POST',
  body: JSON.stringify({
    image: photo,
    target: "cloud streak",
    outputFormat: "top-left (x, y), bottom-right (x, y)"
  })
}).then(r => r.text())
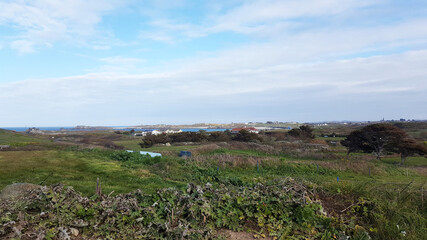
top-left (0, 0), bottom-right (126, 52)
top-left (1, 49), bottom-right (426, 125)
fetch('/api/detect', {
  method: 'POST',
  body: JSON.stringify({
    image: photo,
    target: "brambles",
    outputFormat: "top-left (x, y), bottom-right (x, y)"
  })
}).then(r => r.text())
top-left (0, 179), bottom-right (366, 239)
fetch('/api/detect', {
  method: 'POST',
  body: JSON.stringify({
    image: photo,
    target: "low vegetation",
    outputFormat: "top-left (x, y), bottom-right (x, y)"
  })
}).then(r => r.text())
top-left (139, 130), bottom-right (261, 148)
top-left (0, 123), bottom-right (426, 239)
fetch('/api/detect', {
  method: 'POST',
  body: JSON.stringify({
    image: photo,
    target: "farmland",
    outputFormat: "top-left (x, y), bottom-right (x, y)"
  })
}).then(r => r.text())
top-left (0, 123), bottom-right (426, 239)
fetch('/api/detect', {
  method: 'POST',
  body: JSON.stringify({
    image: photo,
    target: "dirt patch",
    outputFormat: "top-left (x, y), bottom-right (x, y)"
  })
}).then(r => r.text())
top-left (191, 144), bottom-right (221, 154)
top-left (410, 166), bottom-right (427, 176)
top-left (229, 142), bottom-right (277, 154)
top-left (318, 192), bottom-right (357, 216)
top-left (192, 154), bottom-right (279, 167)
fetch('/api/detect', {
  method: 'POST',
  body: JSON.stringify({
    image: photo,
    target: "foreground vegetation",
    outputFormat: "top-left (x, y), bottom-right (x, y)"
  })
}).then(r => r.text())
top-left (0, 124), bottom-right (426, 239)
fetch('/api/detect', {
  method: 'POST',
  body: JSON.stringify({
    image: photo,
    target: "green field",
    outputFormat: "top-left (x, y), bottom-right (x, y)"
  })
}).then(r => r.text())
top-left (0, 150), bottom-right (185, 195)
top-left (0, 129), bottom-right (49, 146)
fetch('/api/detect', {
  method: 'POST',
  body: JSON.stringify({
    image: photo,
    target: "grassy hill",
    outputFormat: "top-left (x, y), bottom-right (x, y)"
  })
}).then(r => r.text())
top-left (0, 128), bottom-right (49, 146)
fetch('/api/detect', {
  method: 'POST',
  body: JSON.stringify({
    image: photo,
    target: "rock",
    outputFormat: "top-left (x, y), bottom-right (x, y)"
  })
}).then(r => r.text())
top-left (0, 145), bottom-right (10, 150)
top-left (25, 127), bottom-right (44, 134)
top-left (0, 183), bottom-right (42, 200)
top-left (165, 142), bottom-right (171, 147)
top-left (58, 227), bottom-right (70, 240)
top-left (70, 228), bottom-right (79, 236)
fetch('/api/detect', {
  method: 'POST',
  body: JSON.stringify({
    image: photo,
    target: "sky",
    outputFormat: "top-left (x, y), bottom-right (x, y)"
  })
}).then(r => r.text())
top-left (0, 0), bottom-right (427, 127)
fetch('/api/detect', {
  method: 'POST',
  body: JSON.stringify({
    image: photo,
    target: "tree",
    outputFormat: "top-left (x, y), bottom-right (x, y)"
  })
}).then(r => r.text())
top-left (287, 125), bottom-right (315, 139)
top-left (391, 137), bottom-right (427, 165)
top-left (208, 131), bottom-right (232, 142)
top-left (340, 129), bottom-right (368, 154)
top-left (233, 129), bottom-right (261, 142)
top-left (341, 123), bottom-right (427, 162)
top-left (139, 133), bottom-right (170, 148)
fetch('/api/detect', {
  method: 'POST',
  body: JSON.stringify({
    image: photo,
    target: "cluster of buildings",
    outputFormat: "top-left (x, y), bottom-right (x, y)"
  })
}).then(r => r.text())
top-left (133, 127), bottom-right (263, 136)
top-left (231, 127), bottom-right (259, 134)
top-left (132, 126), bottom-right (295, 137)
top-left (134, 128), bottom-right (183, 136)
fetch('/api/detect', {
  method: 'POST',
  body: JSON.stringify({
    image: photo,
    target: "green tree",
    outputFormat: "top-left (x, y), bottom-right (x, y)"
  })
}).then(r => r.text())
top-left (391, 137), bottom-right (427, 165)
top-left (233, 129), bottom-right (260, 142)
top-left (288, 125), bottom-right (315, 139)
top-left (139, 133), bottom-right (170, 148)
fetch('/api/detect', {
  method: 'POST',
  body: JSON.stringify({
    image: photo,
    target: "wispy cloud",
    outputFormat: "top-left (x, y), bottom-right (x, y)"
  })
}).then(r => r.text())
top-left (10, 40), bottom-right (35, 53)
top-left (99, 56), bottom-right (145, 65)
top-left (1, 49), bottom-right (426, 125)
top-left (209, 0), bottom-right (379, 34)
top-left (92, 45), bottom-right (111, 50)
top-left (139, 31), bottom-right (175, 44)
top-left (139, 0), bottom-right (383, 42)
top-left (1, 0), bottom-right (427, 125)
top-left (96, 56), bottom-right (146, 72)
top-left (0, 0), bottom-right (126, 52)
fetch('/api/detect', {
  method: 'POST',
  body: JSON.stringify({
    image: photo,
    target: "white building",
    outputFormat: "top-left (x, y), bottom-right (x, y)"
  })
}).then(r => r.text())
top-left (151, 129), bottom-right (182, 135)
top-left (151, 130), bottom-right (163, 135)
top-left (164, 129), bottom-right (183, 134)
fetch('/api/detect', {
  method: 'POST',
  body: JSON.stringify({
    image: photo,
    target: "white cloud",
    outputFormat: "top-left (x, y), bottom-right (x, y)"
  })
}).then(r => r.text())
top-left (209, 0), bottom-right (378, 34)
top-left (139, 31), bottom-right (175, 44)
top-left (0, 0), bottom-right (126, 52)
top-left (1, 49), bottom-right (426, 125)
top-left (96, 56), bottom-right (146, 72)
top-left (161, 16), bottom-right (427, 76)
top-left (99, 56), bottom-right (145, 65)
top-left (1, 0), bottom-right (427, 125)
top-left (93, 45), bottom-right (111, 50)
top-left (10, 39), bottom-right (35, 53)
top-left (141, 0), bottom-right (383, 42)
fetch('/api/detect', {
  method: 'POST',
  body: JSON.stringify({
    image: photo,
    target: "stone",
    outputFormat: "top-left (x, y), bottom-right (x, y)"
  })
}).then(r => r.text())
top-left (0, 183), bottom-right (42, 200)
top-left (0, 145), bottom-right (10, 150)
top-left (70, 228), bottom-right (79, 236)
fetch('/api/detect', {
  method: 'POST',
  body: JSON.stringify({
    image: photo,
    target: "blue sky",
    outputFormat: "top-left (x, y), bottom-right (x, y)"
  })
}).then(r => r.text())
top-left (1, 0), bottom-right (427, 126)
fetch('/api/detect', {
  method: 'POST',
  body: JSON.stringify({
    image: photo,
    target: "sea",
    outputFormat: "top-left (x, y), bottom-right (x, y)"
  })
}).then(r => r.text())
top-left (1, 127), bottom-right (229, 132)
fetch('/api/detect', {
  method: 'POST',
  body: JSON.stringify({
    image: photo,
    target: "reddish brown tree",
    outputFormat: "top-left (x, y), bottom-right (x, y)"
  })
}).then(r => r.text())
top-left (342, 123), bottom-right (427, 162)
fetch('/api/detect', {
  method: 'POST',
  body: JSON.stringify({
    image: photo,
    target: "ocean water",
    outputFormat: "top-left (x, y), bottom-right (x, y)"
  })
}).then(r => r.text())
top-left (1, 127), bottom-right (229, 132)
top-left (1, 127), bottom-right (74, 132)
top-left (181, 128), bottom-right (229, 132)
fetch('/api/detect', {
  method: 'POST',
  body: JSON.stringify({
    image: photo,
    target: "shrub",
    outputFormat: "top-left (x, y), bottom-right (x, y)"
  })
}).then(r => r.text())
top-left (110, 151), bottom-right (160, 165)
top-left (288, 125), bottom-right (315, 139)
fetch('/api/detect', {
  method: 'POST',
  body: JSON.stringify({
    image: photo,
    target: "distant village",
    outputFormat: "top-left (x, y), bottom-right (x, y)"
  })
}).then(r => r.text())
top-left (14, 118), bottom-right (424, 136)
top-left (130, 125), bottom-right (297, 136)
